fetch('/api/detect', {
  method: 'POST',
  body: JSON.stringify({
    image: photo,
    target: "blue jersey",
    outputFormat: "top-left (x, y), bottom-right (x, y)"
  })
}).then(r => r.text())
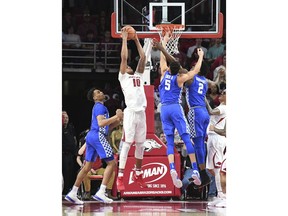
top-left (90, 102), bottom-right (109, 136)
top-left (159, 71), bottom-right (182, 105)
top-left (185, 74), bottom-right (208, 107)
top-left (85, 102), bottom-right (114, 161)
top-left (159, 71), bottom-right (190, 136)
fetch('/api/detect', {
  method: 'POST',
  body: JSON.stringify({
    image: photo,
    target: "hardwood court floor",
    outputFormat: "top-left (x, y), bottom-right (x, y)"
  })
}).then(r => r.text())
top-left (62, 199), bottom-right (226, 216)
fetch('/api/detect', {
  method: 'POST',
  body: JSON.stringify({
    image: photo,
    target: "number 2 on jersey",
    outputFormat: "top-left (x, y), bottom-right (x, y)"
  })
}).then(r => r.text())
top-left (198, 83), bottom-right (204, 94)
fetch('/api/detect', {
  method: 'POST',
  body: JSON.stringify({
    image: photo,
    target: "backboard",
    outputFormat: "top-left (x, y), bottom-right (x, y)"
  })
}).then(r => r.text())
top-left (111, 0), bottom-right (224, 39)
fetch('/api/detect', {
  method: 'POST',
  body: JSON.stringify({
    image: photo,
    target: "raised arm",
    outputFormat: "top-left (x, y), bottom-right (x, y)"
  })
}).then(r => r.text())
top-left (178, 48), bottom-right (204, 84)
top-left (119, 28), bottom-right (129, 74)
top-left (209, 121), bottom-right (226, 137)
top-left (205, 97), bottom-right (221, 115)
top-left (134, 34), bottom-right (146, 73)
top-left (154, 33), bottom-right (176, 79)
top-left (97, 109), bottom-right (123, 127)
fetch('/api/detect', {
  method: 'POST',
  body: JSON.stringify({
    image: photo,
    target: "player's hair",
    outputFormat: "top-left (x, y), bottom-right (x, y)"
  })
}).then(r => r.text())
top-left (169, 61), bottom-right (181, 75)
top-left (87, 87), bottom-right (97, 102)
top-left (198, 60), bottom-right (210, 77)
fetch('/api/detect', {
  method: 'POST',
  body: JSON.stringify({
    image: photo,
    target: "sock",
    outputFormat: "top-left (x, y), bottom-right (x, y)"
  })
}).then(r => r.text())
top-left (71, 185), bottom-right (79, 194)
top-left (169, 162), bottom-right (175, 170)
top-left (191, 162), bottom-right (198, 171)
top-left (99, 184), bottom-right (107, 194)
top-left (135, 167), bottom-right (142, 176)
top-left (118, 169), bottom-right (124, 177)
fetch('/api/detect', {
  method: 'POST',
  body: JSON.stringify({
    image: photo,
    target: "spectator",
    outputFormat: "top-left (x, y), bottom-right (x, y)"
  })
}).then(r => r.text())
top-left (206, 38), bottom-right (225, 63)
top-left (63, 25), bottom-right (81, 48)
top-left (62, 10), bottom-right (77, 35)
top-left (159, 131), bottom-right (167, 144)
top-left (151, 44), bottom-right (161, 67)
top-left (77, 11), bottom-right (97, 41)
top-left (213, 66), bottom-right (226, 91)
top-left (212, 54), bottom-right (226, 81)
top-left (62, 111), bottom-right (78, 195)
top-left (110, 123), bottom-right (123, 154)
top-left (206, 83), bottom-right (221, 109)
top-left (210, 46), bottom-right (226, 74)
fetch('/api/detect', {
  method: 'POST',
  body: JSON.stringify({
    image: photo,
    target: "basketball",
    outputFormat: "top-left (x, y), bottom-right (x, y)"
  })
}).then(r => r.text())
top-left (123, 25), bottom-right (136, 40)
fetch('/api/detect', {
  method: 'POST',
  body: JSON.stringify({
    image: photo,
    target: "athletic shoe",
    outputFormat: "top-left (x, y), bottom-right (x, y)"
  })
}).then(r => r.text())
top-left (191, 170), bottom-right (201, 186)
top-left (92, 191), bottom-right (113, 204)
top-left (217, 191), bottom-right (226, 199)
top-left (65, 192), bottom-right (84, 205)
top-left (82, 191), bottom-right (91, 200)
top-left (215, 199), bottom-right (226, 208)
top-left (132, 171), bottom-right (148, 188)
top-left (208, 197), bottom-right (225, 207)
top-left (116, 176), bottom-right (125, 191)
top-left (193, 169), bottom-right (211, 189)
top-left (170, 169), bottom-right (183, 188)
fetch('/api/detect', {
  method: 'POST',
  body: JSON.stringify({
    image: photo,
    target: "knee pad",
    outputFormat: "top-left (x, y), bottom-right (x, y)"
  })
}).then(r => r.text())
top-left (135, 142), bottom-right (145, 159)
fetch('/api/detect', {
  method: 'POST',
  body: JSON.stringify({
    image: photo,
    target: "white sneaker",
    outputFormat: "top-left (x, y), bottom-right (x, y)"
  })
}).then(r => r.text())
top-left (215, 199), bottom-right (226, 208)
top-left (208, 197), bottom-right (225, 207)
top-left (92, 191), bottom-right (113, 204)
top-left (217, 192), bottom-right (226, 199)
top-left (170, 170), bottom-right (183, 188)
top-left (191, 170), bottom-right (201, 186)
top-left (65, 192), bottom-right (84, 205)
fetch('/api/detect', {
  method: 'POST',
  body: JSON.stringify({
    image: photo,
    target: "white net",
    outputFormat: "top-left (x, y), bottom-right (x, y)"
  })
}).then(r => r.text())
top-left (156, 24), bottom-right (184, 56)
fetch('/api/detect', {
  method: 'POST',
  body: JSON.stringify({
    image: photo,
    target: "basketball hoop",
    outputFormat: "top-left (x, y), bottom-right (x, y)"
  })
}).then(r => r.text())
top-left (155, 23), bottom-right (185, 56)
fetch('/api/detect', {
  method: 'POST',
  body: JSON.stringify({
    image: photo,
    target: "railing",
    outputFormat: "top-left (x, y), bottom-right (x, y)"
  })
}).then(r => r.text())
top-left (62, 42), bottom-right (121, 73)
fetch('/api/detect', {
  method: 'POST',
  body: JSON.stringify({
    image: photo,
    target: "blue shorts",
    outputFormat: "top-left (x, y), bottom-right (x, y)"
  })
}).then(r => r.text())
top-left (160, 103), bottom-right (190, 136)
top-left (85, 130), bottom-right (114, 162)
top-left (187, 107), bottom-right (210, 138)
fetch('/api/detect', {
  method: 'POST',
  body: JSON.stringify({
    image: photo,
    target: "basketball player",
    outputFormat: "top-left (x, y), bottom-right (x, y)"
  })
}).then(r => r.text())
top-left (65, 88), bottom-right (123, 204)
top-left (153, 33), bottom-right (204, 188)
top-left (207, 119), bottom-right (227, 208)
top-left (205, 89), bottom-right (227, 205)
top-left (116, 26), bottom-right (152, 190)
top-left (184, 60), bottom-right (212, 188)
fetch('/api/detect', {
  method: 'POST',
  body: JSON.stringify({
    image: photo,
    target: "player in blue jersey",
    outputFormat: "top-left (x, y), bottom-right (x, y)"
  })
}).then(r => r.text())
top-left (184, 60), bottom-right (213, 188)
top-left (65, 88), bottom-right (123, 204)
top-left (153, 34), bottom-right (204, 188)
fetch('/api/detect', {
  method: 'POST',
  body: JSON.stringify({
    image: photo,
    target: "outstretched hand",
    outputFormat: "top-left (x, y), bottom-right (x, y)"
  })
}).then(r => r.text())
top-left (121, 28), bottom-right (128, 40)
top-left (152, 39), bottom-right (163, 51)
top-left (197, 48), bottom-right (204, 58)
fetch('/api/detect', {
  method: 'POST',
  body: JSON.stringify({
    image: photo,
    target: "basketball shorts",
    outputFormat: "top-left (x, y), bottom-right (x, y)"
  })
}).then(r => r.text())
top-left (122, 108), bottom-right (146, 143)
top-left (187, 107), bottom-right (210, 138)
top-left (206, 134), bottom-right (226, 169)
top-left (85, 130), bottom-right (114, 161)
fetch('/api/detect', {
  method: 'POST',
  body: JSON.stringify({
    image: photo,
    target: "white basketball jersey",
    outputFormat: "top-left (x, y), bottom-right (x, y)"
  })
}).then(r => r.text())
top-left (207, 103), bottom-right (226, 135)
top-left (118, 72), bottom-right (147, 111)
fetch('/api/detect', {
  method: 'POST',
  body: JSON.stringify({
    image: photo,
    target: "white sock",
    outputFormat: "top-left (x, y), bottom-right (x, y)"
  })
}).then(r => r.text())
top-left (99, 184), bottom-right (107, 194)
top-left (71, 185), bottom-right (79, 194)
top-left (119, 142), bottom-right (131, 169)
top-left (214, 168), bottom-right (223, 194)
